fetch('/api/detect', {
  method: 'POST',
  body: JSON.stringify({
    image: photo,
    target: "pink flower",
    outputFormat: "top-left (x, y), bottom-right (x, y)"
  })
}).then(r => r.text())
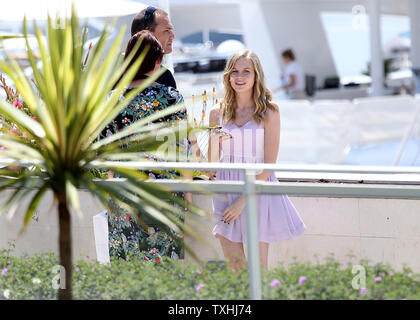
top-left (360, 287), bottom-right (368, 295)
top-left (75, 267), bottom-right (80, 272)
top-left (374, 276), bottom-right (382, 283)
top-left (195, 283), bottom-right (205, 291)
top-left (196, 269), bottom-right (201, 275)
top-left (298, 276), bottom-right (307, 285)
top-left (1, 268), bottom-right (8, 276)
top-left (270, 279), bottom-right (280, 288)
top-left (13, 100), bottom-right (22, 108)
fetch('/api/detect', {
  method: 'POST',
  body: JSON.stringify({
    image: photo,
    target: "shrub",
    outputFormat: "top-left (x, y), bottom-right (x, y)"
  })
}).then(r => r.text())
top-left (1, 249), bottom-right (419, 300)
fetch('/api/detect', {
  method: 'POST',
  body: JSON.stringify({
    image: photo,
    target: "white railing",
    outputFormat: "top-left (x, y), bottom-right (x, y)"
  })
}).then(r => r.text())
top-left (3, 160), bottom-right (420, 299)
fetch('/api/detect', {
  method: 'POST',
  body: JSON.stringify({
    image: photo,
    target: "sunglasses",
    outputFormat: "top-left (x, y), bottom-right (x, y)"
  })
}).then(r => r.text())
top-left (143, 6), bottom-right (157, 29)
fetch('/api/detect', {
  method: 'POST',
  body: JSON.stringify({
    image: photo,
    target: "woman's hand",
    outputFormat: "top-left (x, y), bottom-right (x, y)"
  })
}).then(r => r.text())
top-left (203, 170), bottom-right (216, 180)
top-left (181, 171), bottom-right (194, 204)
top-left (222, 195), bottom-right (245, 224)
top-left (184, 192), bottom-right (193, 204)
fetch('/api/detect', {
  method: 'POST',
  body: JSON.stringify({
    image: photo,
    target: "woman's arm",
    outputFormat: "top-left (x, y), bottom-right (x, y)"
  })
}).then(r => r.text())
top-left (283, 74), bottom-right (296, 90)
top-left (206, 104), bottom-right (222, 179)
top-left (256, 105), bottom-right (280, 182)
top-left (182, 170), bottom-right (194, 203)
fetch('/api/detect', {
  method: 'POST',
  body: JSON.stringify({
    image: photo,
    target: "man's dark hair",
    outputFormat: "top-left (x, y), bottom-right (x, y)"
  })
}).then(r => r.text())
top-left (124, 30), bottom-right (164, 80)
top-left (281, 48), bottom-right (296, 61)
top-left (131, 7), bottom-right (168, 36)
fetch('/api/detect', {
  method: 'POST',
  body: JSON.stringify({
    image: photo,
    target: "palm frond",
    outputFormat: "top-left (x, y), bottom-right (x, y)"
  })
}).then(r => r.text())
top-left (91, 102), bottom-right (186, 150)
top-left (20, 185), bottom-right (47, 234)
top-left (65, 174), bottom-right (82, 218)
top-left (0, 100), bottom-right (45, 139)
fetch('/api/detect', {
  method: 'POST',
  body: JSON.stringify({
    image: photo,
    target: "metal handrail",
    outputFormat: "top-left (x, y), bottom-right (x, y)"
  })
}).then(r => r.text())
top-left (4, 159), bottom-right (420, 174)
top-left (88, 160), bottom-right (420, 174)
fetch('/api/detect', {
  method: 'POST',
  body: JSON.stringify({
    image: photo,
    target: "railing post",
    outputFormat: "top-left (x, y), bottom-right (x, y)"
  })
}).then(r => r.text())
top-left (244, 169), bottom-right (262, 300)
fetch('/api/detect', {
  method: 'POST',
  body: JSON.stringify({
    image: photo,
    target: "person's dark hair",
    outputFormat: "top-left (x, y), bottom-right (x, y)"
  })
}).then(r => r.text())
top-left (131, 7), bottom-right (168, 36)
top-left (281, 48), bottom-right (296, 61)
top-left (124, 30), bottom-right (164, 81)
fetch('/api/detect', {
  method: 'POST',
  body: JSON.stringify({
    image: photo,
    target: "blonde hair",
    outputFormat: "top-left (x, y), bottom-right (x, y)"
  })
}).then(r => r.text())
top-left (221, 49), bottom-right (278, 124)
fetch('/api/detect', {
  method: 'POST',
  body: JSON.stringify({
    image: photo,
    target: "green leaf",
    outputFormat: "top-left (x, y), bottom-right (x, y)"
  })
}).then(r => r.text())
top-left (0, 136), bottom-right (44, 160)
top-left (19, 185), bottom-right (47, 235)
top-left (91, 102), bottom-right (186, 150)
top-left (65, 175), bottom-right (81, 218)
top-left (0, 100), bottom-right (46, 139)
top-left (1, 187), bottom-right (33, 221)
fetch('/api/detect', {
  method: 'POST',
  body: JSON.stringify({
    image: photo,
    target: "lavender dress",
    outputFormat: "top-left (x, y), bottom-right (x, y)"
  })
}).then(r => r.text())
top-left (212, 115), bottom-right (306, 243)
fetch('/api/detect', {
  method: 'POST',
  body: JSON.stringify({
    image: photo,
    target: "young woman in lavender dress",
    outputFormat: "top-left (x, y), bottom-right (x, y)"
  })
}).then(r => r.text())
top-left (208, 49), bottom-right (306, 271)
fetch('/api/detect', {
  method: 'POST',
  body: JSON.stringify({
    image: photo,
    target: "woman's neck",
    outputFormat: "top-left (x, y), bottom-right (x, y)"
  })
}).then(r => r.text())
top-left (235, 91), bottom-right (254, 110)
top-left (129, 71), bottom-right (155, 88)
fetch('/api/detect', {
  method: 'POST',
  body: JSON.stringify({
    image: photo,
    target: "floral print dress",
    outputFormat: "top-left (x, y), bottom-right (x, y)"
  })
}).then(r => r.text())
top-left (99, 84), bottom-right (188, 262)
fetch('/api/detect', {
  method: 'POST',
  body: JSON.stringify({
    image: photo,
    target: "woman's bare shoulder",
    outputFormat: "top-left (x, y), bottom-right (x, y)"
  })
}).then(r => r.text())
top-left (269, 102), bottom-right (279, 113)
top-left (264, 103), bottom-right (280, 126)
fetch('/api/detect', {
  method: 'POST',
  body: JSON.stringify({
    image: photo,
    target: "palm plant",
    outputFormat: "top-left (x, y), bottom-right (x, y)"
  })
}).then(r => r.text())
top-left (0, 7), bottom-right (208, 300)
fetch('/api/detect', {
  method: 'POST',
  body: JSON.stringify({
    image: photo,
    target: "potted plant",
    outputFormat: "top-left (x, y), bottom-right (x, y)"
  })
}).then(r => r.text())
top-left (0, 6), bottom-right (208, 300)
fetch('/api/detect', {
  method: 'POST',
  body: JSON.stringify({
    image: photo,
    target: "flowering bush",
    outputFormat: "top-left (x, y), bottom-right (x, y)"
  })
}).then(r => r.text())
top-left (1, 247), bottom-right (420, 300)
top-left (0, 74), bottom-right (35, 120)
top-left (0, 74), bottom-right (38, 163)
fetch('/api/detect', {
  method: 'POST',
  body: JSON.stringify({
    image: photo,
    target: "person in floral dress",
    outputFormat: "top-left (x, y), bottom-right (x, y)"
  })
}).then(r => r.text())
top-left (100, 30), bottom-right (191, 262)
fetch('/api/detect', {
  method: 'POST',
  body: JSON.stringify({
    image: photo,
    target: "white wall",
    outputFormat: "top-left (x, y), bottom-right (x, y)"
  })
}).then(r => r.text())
top-left (2, 189), bottom-right (420, 273)
top-left (0, 190), bottom-right (104, 262)
top-left (187, 194), bottom-right (420, 273)
top-left (261, 1), bottom-right (339, 86)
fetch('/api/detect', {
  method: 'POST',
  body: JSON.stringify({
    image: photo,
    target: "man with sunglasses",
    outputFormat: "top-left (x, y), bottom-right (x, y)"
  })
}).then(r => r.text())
top-left (131, 6), bottom-right (177, 88)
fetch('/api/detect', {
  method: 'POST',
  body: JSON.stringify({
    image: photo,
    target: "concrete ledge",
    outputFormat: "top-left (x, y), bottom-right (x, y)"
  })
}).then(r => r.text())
top-left (0, 190), bottom-right (104, 262)
top-left (186, 195), bottom-right (420, 272)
